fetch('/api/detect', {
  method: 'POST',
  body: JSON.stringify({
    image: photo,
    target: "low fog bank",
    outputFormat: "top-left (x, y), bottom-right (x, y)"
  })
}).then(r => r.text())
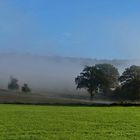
top-left (0, 53), bottom-right (135, 97)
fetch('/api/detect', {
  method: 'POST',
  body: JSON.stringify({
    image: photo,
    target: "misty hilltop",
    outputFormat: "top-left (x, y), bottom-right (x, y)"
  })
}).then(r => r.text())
top-left (0, 53), bottom-right (137, 96)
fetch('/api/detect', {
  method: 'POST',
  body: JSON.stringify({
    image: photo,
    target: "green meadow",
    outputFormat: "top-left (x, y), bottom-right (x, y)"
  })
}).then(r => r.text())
top-left (0, 104), bottom-right (140, 140)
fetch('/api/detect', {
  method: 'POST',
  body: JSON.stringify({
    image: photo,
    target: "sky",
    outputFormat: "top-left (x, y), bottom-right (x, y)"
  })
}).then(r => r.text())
top-left (0, 0), bottom-right (140, 59)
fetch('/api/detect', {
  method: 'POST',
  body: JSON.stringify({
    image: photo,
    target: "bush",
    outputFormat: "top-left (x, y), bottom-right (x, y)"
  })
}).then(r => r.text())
top-left (22, 83), bottom-right (31, 93)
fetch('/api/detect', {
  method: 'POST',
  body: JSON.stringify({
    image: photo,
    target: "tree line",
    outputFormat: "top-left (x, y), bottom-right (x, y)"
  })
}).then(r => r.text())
top-left (75, 64), bottom-right (140, 101)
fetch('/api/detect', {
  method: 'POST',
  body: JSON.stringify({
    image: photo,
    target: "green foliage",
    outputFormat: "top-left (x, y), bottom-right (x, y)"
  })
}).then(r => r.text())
top-left (22, 83), bottom-right (31, 93)
top-left (75, 64), bottom-right (119, 99)
top-left (8, 77), bottom-right (19, 90)
top-left (95, 64), bottom-right (119, 91)
top-left (119, 65), bottom-right (140, 85)
top-left (0, 105), bottom-right (140, 140)
top-left (75, 66), bottom-right (98, 99)
top-left (118, 65), bottom-right (140, 101)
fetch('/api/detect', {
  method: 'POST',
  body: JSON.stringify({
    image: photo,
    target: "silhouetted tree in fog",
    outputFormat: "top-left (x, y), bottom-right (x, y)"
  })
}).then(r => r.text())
top-left (8, 77), bottom-right (19, 90)
top-left (22, 83), bottom-right (31, 93)
top-left (75, 64), bottom-right (119, 100)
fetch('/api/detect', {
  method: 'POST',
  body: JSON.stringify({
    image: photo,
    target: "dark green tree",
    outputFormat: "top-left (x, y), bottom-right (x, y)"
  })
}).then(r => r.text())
top-left (119, 65), bottom-right (140, 84)
top-left (75, 64), bottom-right (119, 100)
top-left (22, 83), bottom-right (31, 93)
top-left (8, 77), bottom-right (19, 90)
top-left (119, 65), bottom-right (140, 100)
top-left (95, 64), bottom-right (119, 92)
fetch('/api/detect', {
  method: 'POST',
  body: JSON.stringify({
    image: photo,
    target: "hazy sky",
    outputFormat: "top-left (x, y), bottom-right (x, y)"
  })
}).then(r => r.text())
top-left (0, 0), bottom-right (140, 59)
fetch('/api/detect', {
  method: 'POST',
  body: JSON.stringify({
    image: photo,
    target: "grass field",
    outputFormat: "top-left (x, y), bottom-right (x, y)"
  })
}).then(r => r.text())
top-left (0, 105), bottom-right (140, 140)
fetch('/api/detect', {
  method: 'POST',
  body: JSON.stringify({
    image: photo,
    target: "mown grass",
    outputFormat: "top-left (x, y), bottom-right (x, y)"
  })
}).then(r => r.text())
top-left (0, 104), bottom-right (140, 140)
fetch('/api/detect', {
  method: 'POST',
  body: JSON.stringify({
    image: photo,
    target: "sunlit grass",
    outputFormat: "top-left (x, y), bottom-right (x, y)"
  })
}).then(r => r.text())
top-left (0, 104), bottom-right (139, 140)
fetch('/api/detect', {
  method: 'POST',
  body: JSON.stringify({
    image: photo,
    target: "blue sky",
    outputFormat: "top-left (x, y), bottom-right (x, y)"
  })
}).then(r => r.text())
top-left (0, 0), bottom-right (140, 59)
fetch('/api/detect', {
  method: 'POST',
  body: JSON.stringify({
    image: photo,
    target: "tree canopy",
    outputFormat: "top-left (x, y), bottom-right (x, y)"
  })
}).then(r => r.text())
top-left (75, 64), bottom-right (119, 99)
top-left (119, 65), bottom-right (140, 101)
top-left (119, 65), bottom-right (140, 85)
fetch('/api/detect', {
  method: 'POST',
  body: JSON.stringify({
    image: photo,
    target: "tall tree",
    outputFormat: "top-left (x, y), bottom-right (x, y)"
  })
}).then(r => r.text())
top-left (75, 66), bottom-right (98, 99)
top-left (119, 65), bottom-right (140, 100)
top-left (75, 64), bottom-right (119, 100)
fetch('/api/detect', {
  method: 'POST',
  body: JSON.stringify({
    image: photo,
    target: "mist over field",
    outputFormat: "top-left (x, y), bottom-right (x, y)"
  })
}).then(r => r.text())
top-left (0, 53), bottom-right (134, 98)
top-left (1, 1), bottom-right (140, 139)
top-left (0, 1), bottom-right (140, 100)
